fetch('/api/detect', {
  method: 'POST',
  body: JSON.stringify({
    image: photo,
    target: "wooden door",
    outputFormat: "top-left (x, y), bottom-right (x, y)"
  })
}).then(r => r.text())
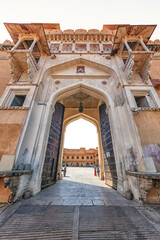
top-left (42, 102), bottom-right (65, 188)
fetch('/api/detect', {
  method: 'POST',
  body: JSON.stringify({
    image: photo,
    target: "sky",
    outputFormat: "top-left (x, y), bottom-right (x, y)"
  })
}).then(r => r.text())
top-left (64, 119), bottom-right (98, 149)
top-left (0, 0), bottom-right (159, 148)
top-left (0, 0), bottom-right (160, 43)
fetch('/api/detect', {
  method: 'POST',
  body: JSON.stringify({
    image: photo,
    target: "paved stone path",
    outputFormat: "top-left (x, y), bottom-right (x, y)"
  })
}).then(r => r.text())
top-left (0, 167), bottom-right (160, 239)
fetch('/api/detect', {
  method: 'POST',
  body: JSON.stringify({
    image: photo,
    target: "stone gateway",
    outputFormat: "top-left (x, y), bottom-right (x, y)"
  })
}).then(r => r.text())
top-left (0, 23), bottom-right (160, 204)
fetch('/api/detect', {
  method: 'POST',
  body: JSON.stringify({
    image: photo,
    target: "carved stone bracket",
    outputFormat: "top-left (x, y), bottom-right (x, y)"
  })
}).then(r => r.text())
top-left (27, 52), bottom-right (38, 82)
top-left (123, 54), bottom-right (134, 83)
top-left (141, 55), bottom-right (152, 83)
top-left (8, 53), bottom-right (22, 83)
top-left (8, 50), bottom-right (39, 83)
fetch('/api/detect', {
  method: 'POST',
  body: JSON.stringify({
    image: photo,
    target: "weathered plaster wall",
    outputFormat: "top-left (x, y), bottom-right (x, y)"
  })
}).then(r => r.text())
top-left (0, 52), bottom-right (11, 98)
top-left (133, 111), bottom-right (160, 146)
top-left (133, 111), bottom-right (160, 171)
top-left (150, 59), bottom-right (160, 79)
top-left (0, 110), bottom-right (27, 160)
top-left (150, 58), bottom-right (160, 98)
top-left (155, 88), bottom-right (160, 98)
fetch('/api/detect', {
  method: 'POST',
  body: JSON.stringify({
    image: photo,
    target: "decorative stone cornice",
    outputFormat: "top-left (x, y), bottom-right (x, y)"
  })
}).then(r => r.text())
top-left (147, 39), bottom-right (160, 52)
top-left (45, 29), bottom-right (115, 42)
top-left (0, 106), bottom-right (29, 110)
top-left (131, 107), bottom-right (160, 112)
top-left (0, 44), bottom-right (13, 51)
top-left (126, 170), bottom-right (160, 179)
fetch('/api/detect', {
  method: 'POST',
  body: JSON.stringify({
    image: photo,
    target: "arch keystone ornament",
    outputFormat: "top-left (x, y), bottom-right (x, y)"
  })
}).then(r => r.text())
top-left (0, 23), bottom-right (160, 204)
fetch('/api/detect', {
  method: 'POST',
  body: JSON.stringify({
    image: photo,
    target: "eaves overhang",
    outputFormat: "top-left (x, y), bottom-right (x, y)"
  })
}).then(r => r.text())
top-left (111, 24), bottom-right (157, 56)
top-left (4, 23), bottom-right (50, 55)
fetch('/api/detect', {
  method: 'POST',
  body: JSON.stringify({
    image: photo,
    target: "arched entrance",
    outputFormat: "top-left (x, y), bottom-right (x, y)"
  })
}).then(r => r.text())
top-left (13, 57), bottom-right (143, 202)
top-left (41, 83), bottom-right (118, 190)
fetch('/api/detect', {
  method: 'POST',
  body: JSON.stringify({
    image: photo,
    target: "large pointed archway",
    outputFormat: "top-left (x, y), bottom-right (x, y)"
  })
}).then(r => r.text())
top-left (41, 82), bottom-right (119, 190)
top-left (13, 57), bottom-right (143, 202)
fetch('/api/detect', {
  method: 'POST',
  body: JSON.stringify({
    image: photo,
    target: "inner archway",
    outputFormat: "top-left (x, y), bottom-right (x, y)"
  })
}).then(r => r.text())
top-left (62, 118), bottom-right (99, 169)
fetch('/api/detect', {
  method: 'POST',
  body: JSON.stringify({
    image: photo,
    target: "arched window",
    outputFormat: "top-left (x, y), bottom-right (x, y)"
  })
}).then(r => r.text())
top-left (90, 156), bottom-right (92, 159)
top-left (87, 156), bottom-right (89, 159)
top-left (72, 156), bottom-right (74, 159)
top-left (77, 156), bottom-right (79, 159)
top-left (67, 156), bottom-right (69, 159)
top-left (82, 156), bottom-right (84, 159)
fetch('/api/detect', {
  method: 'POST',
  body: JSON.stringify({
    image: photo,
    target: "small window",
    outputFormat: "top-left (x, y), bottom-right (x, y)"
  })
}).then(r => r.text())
top-left (72, 156), bottom-right (74, 159)
top-left (10, 95), bottom-right (26, 107)
top-left (82, 156), bottom-right (84, 159)
top-left (87, 156), bottom-right (89, 159)
top-left (67, 156), bottom-right (69, 159)
top-left (77, 156), bottom-right (79, 159)
top-left (135, 96), bottom-right (149, 108)
top-left (90, 156), bottom-right (93, 159)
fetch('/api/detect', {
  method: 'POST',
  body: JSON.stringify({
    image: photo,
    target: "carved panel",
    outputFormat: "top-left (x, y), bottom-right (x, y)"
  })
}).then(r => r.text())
top-left (76, 66), bottom-right (85, 73)
top-left (90, 44), bottom-right (100, 51)
top-left (75, 44), bottom-right (87, 51)
top-left (62, 43), bottom-right (72, 51)
top-left (103, 44), bottom-right (112, 52)
top-left (8, 54), bottom-right (21, 83)
top-left (50, 44), bottom-right (60, 53)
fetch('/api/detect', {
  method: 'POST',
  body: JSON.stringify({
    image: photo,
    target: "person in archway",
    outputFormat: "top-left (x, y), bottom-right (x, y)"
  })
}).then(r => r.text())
top-left (94, 165), bottom-right (97, 176)
top-left (97, 165), bottom-right (100, 177)
top-left (63, 166), bottom-right (66, 177)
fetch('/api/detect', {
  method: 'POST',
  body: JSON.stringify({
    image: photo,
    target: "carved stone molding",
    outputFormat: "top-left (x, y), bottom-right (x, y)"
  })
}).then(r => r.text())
top-left (141, 55), bottom-right (152, 83)
top-left (8, 53), bottom-right (21, 83)
top-left (27, 53), bottom-right (38, 82)
top-left (8, 51), bottom-right (39, 83)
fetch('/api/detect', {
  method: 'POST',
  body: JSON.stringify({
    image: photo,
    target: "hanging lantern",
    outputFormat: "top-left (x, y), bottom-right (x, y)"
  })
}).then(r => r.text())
top-left (79, 102), bottom-right (83, 113)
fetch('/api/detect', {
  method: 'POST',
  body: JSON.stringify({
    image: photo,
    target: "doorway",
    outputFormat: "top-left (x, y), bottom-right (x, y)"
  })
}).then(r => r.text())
top-left (41, 86), bottom-right (118, 190)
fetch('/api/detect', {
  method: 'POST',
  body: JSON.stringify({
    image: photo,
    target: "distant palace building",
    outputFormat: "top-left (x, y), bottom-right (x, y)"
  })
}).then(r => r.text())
top-left (63, 148), bottom-right (99, 167)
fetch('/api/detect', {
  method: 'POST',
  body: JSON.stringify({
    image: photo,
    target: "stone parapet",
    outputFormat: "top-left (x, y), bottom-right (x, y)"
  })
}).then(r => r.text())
top-left (126, 171), bottom-right (160, 203)
top-left (0, 169), bottom-right (33, 203)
